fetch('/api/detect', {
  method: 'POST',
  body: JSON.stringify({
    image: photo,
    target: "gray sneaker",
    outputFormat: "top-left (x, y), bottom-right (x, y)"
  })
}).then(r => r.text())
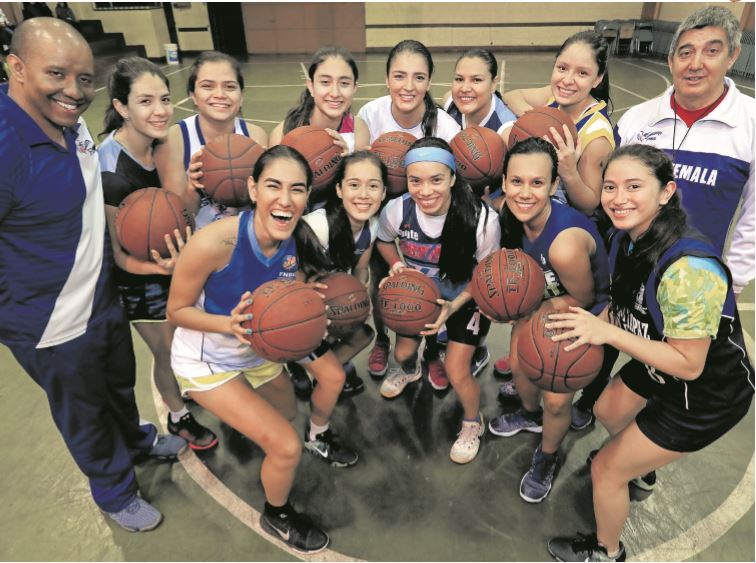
top-left (488, 408), bottom-right (543, 437)
top-left (148, 433), bottom-right (188, 460)
top-left (548, 533), bottom-right (626, 561)
top-left (520, 446), bottom-right (560, 503)
top-left (498, 379), bottom-right (519, 399)
top-left (106, 497), bottom-right (162, 532)
top-left (380, 365), bottom-right (422, 398)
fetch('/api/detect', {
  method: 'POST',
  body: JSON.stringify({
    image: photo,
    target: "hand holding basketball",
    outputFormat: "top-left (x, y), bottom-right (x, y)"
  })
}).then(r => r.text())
top-left (188, 148), bottom-right (204, 190)
top-left (149, 226), bottom-right (192, 274)
top-left (420, 298), bottom-right (454, 336)
top-left (548, 124), bottom-right (582, 180)
top-left (546, 306), bottom-right (611, 351)
top-left (325, 128), bottom-right (349, 156)
top-left (230, 291), bottom-right (254, 346)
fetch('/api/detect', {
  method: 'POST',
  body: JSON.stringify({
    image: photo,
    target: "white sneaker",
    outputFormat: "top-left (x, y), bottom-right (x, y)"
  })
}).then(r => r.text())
top-left (380, 365), bottom-right (422, 399)
top-left (450, 414), bottom-right (484, 464)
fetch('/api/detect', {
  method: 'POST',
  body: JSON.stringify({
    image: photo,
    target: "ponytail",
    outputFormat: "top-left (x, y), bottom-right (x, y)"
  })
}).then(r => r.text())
top-left (294, 220), bottom-right (335, 279)
top-left (283, 90), bottom-right (316, 134)
top-left (421, 92), bottom-right (438, 138)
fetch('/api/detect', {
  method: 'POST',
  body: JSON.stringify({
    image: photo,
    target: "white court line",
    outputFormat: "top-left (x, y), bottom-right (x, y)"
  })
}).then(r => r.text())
top-left (616, 59), bottom-right (672, 89)
top-left (299, 62), bottom-right (308, 82)
top-left (738, 302), bottom-right (755, 312)
top-left (611, 83), bottom-right (649, 101)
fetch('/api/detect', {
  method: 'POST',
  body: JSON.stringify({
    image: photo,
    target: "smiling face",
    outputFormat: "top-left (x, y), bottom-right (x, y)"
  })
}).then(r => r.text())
top-left (248, 157), bottom-right (310, 250)
top-left (451, 56), bottom-right (496, 119)
top-left (307, 55), bottom-right (357, 123)
top-left (504, 152), bottom-right (558, 231)
top-left (336, 158), bottom-right (386, 225)
top-left (601, 155), bottom-right (676, 241)
top-left (115, 72), bottom-right (173, 142)
top-left (550, 41), bottom-right (603, 110)
top-left (386, 51), bottom-right (431, 119)
top-left (8, 31), bottom-right (94, 140)
top-left (668, 26), bottom-right (739, 110)
top-left (406, 160), bottom-right (454, 216)
top-left (190, 60), bottom-right (243, 123)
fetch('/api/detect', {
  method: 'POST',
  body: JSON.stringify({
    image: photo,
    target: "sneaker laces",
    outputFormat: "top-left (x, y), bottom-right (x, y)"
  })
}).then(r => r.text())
top-left (457, 420), bottom-right (481, 445)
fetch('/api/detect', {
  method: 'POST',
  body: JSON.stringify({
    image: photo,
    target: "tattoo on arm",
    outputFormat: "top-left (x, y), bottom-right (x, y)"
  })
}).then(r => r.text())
top-left (221, 237), bottom-right (238, 247)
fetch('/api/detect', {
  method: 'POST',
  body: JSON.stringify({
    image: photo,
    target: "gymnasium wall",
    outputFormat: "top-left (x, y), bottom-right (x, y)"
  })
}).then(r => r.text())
top-left (172, 3), bottom-right (214, 52)
top-left (657, 1), bottom-right (746, 22)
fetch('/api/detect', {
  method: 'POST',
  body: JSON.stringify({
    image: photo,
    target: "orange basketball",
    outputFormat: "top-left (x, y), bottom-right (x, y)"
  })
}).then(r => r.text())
top-left (450, 125), bottom-right (507, 189)
top-left (370, 131), bottom-right (416, 197)
top-left (200, 134), bottom-right (265, 206)
top-left (318, 272), bottom-right (371, 338)
top-left (281, 125), bottom-right (343, 193)
top-left (378, 269), bottom-right (441, 336)
top-left (507, 106), bottom-right (578, 150)
top-left (115, 187), bottom-right (194, 261)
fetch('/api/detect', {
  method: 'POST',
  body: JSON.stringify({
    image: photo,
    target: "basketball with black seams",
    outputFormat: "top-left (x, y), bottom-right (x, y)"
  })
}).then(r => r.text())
top-left (450, 125), bottom-right (507, 189)
top-left (517, 306), bottom-right (603, 393)
top-left (370, 131), bottom-right (416, 196)
top-left (115, 187), bottom-right (194, 261)
top-left (281, 125), bottom-right (343, 193)
top-left (378, 269), bottom-right (441, 336)
top-left (200, 134), bottom-right (265, 206)
top-left (507, 106), bottom-right (579, 149)
top-left (317, 272), bottom-right (371, 338)
top-left (470, 248), bottom-right (544, 322)
top-left (241, 280), bottom-right (328, 363)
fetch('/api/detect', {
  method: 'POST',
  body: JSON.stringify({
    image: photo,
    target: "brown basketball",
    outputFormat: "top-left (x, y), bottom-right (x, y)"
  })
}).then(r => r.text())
top-left (317, 272), bottom-right (370, 338)
top-left (517, 307), bottom-right (603, 393)
top-left (450, 125), bottom-right (507, 189)
top-left (115, 187), bottom-right (194, 261)
top-left (281, 125), bottom-right (343, 193)
top-left (470, 248), bottom-right (545, 322)
top-left (200, 134), bottom-right (265, 206)
top-left (507, 106), bottom-right (579, 150)
top-left (241, 279), bottom-right (327, 363)
top-left (378, 269), bottom-right (441, 336)
top-left (370, 131), bottom-right (416, 197)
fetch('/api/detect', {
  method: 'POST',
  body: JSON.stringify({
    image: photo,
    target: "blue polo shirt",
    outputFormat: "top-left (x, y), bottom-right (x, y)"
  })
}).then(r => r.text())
top-left (0, 84), bottom-right (116, 348)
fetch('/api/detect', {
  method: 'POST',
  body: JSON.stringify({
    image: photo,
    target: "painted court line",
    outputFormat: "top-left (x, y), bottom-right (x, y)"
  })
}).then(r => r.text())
top-left (616, 59), bottom-right (672, 89)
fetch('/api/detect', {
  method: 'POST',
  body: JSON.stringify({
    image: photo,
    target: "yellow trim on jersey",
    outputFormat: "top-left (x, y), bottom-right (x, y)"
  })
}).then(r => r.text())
top-left (546, 98), bottom-right (615, 150)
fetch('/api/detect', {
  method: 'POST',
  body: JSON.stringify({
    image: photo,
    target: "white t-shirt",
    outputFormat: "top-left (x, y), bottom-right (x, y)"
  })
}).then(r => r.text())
top-left (358, 95), bottom-right (461, 144)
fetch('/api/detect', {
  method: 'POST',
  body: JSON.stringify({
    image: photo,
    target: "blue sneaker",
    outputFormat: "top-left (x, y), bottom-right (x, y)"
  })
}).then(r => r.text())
top-left (489, 408), bottom-right (543, 437)
top-left (471, 345), bottom-right (490, 377)
top-left (106, 497), bottom-right (162, 532)
top-left (520, 446), bottom-right (560, 503)
top-left (148, 433), bottom-right (188, 460)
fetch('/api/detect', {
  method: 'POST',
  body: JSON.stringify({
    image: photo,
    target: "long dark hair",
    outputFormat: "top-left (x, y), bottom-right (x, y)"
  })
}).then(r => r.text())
top-left (186, 51), bottom-right (244, 94)
top-left (387, 40), bottom-right (437, 137)
top-left (556, 31), bottom-right (612, 114)
top-left (283, 46), bottom-right (359, 134)
top-left (325, 151), bottom-right (388, 272)
top-left (455, 48), bottom-right (503, 101)
top-left (251, 145), bottom-right (334, 278)
top-left (100, 57), bottom-right (168, 138)
top-left (499, 137), bottom-right (558, 249)
top-left (407, 137), bottom-right (485, 283)
top-left (604, 145), bottom-right (687, 317)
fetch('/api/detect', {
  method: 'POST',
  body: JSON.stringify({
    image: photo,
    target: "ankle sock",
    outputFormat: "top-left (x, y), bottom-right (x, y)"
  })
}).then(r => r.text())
top-left (264, 501), bottom-right (293, 518)
top-left (308, 420), bottom-right (329, 441)
top-left (169, 407), bottom-right (189, 423)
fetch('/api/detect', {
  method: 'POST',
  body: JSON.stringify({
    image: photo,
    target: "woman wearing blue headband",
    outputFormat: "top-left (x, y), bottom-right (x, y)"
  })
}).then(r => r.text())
top-left (374, 137), bottom-right (500, 464)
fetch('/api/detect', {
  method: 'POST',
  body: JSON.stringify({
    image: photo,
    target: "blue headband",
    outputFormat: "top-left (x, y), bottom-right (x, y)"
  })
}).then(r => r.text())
top-left (404, 147), bottom-right (457, 172)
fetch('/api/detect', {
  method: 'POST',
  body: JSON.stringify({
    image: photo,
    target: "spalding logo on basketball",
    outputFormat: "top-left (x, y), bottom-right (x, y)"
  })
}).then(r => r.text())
top-left (378, 269), bottom-right (441, 336)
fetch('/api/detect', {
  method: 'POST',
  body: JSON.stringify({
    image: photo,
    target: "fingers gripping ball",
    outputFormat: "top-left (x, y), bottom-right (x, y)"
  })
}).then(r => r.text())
top-left (241, 280), bottom-right (328, 363)
top-left (370, 131), bottom-right (417, 197)
top-left (115, 187), bottom-right (194, 261)
top-left (507, 106), bottom-right (579, 150)
top-left (379, 269), bottom-right (441, 336)
top-left (450, 125), bottom-right (507, 190)
top-left (280, 125), bottom-right (343, 193)
top-left (517, 307), bottom-right (603, 393)
top-left (200, 134), bottom-right (265, 206)
top-left (318, 272), bottom-right (371, 338)
top-left (470, 249), bottom-right (545, 322)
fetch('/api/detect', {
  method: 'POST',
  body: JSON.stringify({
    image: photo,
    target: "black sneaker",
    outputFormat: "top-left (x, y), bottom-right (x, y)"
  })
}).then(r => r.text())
top-left (167, 412), bottom-right (218, 451)
top-left (586, 449), bottom-right (599, 466)
top-left (260, 508), bottom-right (329, 554)
top-left (630, 471), bottom-right (656, 491)
top-left (471, 345), bottom-right (491, 377)
top-left (304, 426), bottom-right (358, 467)
top-left (548, 532), bottom-right (626, 562)
top-left (570, 402), bottom-right (595, 431)
top-left (287, 362), bottom-right (313, 400)
top-left (340, 361), bottom-right (364, 398)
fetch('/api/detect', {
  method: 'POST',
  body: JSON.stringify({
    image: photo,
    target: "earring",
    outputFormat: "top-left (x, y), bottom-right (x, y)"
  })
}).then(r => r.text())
top-left (123, 116), bottom-right (130, 122)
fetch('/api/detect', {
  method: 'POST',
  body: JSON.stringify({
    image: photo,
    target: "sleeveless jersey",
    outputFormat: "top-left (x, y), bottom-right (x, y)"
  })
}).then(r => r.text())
top-left (178, 114), bottom-right (251, 229)
top-left (444, 93), bottom-right (517, 131)
top-left (608, 230), bottom-right (754, 411)
top-left (99, 132), bottom-right (169, 287)
top-left (171, 210), bottom-right (299, 372)
top-left (357, 95), bottom-right (461, 143)
top-left (303, 207), bottom-right (377, 268)
top-left (522, 201), bottom-right (610, 314)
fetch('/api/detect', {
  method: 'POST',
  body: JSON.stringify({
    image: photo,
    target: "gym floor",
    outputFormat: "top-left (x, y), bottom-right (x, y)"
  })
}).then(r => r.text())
top-left (0, 52), bottom-right (753, 562)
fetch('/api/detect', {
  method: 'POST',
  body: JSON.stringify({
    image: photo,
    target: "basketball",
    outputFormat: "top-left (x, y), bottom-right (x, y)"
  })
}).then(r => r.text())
top-left (115, 187), bottom-right (194, 261)
top-left (517, 307), bottom-right (603, 393)
top-left (241, 279), bottom-right (327, 363)
top-left (470, 248), bottom-right (545, 322)
top-left (450, 126), bottom-right (507, 189)
top-left (200, 134), bottom-right (265, 206)
top-left (378, 269), bottom-right (441, 336)
top-left (370, 131), bottom-right (416, 196)
top-left (507, 107), bottom-right (579, 150)
top-left (317, 272), bottom-right (370, 338)
top-left (280, 125), bottom-right (343, 193)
